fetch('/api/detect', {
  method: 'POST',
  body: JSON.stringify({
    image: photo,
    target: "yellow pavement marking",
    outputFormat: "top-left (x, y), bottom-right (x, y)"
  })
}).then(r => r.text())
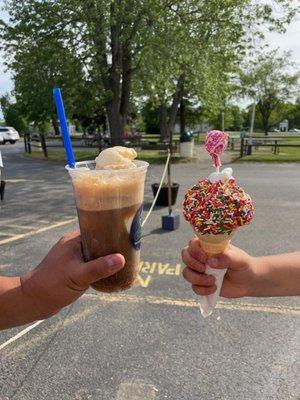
top-left (137, 261), bottom-right (182, 287)
top-left (0, 218), bottom-right (77, 245)
top-left (84, 293), bottom-right (300, 316)
top-left (1, 294), bottom-right (298, 355)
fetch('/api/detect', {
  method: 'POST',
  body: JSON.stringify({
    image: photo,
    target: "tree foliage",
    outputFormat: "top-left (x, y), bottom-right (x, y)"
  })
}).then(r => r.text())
top-left (0, 95), bottom-right (28, 133)
top-left (240, 49), bottom-right (299, 134)
top-left (1, 0), bottom-right (299, 141)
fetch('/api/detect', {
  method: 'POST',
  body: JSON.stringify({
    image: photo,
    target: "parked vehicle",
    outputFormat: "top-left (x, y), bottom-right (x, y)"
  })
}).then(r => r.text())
top-left (30, 132), bottom-right (41, 142)
top-left (289, 128), bottom-right (300, 133)
top-left (0, 127), bottom-right (20, 144)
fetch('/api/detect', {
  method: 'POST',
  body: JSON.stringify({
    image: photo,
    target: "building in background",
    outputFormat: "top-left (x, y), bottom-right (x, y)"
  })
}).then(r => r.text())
top-left (279, 119), bottom-right (289, 132)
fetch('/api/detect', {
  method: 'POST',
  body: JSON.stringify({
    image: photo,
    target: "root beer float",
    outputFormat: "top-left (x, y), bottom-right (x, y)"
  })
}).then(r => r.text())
top-left (67, 147), bottom-right (148, 292)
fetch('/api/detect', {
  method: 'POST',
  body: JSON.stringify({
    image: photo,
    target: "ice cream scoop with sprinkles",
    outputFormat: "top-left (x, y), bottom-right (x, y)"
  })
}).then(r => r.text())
top-left (183, 178), bottom-right (254, 235)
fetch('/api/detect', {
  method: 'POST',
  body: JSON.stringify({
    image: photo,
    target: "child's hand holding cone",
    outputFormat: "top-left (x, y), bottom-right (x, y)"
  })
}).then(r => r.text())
top-left (182, 237), bottom-right (256, 299)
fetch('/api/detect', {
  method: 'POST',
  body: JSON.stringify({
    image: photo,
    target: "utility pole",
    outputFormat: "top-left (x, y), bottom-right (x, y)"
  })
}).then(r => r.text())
top-left (221, 112), bottom-right (225, 131)
top-left (250, 103), bottom-right (256, 135)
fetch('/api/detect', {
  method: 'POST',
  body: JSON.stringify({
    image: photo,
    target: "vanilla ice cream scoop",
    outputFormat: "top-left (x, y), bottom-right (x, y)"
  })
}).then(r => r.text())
top-left (95, 146), bottom-right (137, 169)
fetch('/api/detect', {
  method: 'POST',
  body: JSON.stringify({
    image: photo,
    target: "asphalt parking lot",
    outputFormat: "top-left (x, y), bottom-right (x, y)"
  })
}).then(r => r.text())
top-left (0, 143), bottom-right (299, 400)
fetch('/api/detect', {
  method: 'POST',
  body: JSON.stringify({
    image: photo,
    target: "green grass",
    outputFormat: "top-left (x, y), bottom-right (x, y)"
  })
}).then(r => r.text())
top-left (25, 148), bottom-right (194, 164)
top-left (233, 146), bottom-right (300, 163)
top-left (25, 148), bottom-right (99, 162)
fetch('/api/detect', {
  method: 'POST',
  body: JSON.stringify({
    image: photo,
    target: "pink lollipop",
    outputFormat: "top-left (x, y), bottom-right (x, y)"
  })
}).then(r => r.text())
top-left (205, 130), bottom-right (229, 170)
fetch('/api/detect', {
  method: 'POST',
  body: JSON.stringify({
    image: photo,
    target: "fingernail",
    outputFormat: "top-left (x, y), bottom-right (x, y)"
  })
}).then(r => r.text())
top-left (106, 255), bottom-right (124, 271)
top-left (208, 257), bottom-right (219, 268)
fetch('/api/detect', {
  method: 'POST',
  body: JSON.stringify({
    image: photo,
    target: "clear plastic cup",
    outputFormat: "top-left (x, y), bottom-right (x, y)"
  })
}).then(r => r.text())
top-left (67, 160), bottom-right (149, 292)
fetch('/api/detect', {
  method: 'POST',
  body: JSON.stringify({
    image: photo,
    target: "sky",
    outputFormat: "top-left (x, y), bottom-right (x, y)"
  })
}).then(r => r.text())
top-left (0, 6), bottom-right (300, 105)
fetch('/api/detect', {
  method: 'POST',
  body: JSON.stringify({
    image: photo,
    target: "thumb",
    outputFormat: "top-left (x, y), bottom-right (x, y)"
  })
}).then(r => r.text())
top-left (74, 254), bottom-right (125, 287)
top-left (207, 245), bottom-right (250, 271)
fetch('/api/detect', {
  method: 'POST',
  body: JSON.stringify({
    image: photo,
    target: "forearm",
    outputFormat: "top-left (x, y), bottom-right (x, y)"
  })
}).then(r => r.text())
top-left (249, 252), bottom-right (300, 297)
top-left (0, 276), bottom-right (43, 330)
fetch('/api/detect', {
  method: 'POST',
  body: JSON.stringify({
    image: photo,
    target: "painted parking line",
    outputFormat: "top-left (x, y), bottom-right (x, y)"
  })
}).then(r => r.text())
top-left (0, 320), bottom-right (44, 351)
top-left (4, 224), bottom-right (46, 231)
top-left (0, 218), bottom-right (77, 245)
top-left (5, 179), bottom-right (31, 183)
top-left (0, 264), bottom-right (13, 271)
top-left (1, 294), bottom-right (298, 355)
top-left (0, 304), bottom-right (98, 355)
top-left (85, 293), bottom-right (300, 316)
top-left (0, 232), bottom-right (18, 237)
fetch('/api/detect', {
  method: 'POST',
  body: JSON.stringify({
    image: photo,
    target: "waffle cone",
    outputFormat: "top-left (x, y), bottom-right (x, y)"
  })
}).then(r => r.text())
top-left (195, 233), bottom-right (234, 256)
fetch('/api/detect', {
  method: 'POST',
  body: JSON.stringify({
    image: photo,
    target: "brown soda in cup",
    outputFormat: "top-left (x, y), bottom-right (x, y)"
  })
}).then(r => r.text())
top-left (67, 160), bottom-right (148, 292)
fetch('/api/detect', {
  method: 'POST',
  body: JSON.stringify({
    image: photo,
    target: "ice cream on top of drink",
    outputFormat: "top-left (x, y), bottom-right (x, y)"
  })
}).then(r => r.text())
top-left (183, 169), bottom-right (254, 235)
top-left (95, 146), bottom-right (137, 170)
top-left (70, 146), bottom-right (144, 212)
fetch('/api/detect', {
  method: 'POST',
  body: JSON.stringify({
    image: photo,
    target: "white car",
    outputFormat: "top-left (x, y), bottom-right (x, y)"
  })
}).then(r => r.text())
top-left (289, 128), bottom-right (300, 133)
top-left (0, 127), bottom-right (20, 144)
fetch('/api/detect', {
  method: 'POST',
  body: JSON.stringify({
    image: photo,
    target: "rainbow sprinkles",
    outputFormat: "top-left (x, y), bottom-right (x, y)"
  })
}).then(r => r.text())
top-left (183, 177), bottom-right (254, 235)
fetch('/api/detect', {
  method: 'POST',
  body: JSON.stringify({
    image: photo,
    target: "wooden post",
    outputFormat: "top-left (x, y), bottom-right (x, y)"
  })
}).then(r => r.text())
top-left (168, 128), bottom-right (173, 215)
top-left (24, 135), bottom-right (28, 153)
top-left (240, 137), bottom-right (244, 158)
top-left (28, 136), bottom-right (32, 154)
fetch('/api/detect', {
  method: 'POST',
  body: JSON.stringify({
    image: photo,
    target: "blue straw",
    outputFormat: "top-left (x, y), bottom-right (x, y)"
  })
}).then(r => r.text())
top-left (53, 88), bottom-right (76, 168)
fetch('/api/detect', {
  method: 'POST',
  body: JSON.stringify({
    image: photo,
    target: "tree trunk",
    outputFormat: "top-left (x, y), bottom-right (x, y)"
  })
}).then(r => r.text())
top-left (39, 133), bottom-right (48, 158)
top-left (261, 112), bottom-right (269, 136)
top-left (180, 98), bottom-right (185, 134)
top-left (120, 47), bottom-right (132, 126)
top-left (106, 102), bottom-right (124, 146)
top-left (168, 74), bottom-right (185, 132)
top-left (102, 115), bottom-right (107, 134)
top-left (158, 105), bottom-right (168, 140)
top-left (89, 2), bottom-right (124, 145)
top-left (159, 75), bottom-right (185, 143)
top-left (51, 116), bottom-right (60, 136)
top-left (167, 74), bottom-right (185, 148)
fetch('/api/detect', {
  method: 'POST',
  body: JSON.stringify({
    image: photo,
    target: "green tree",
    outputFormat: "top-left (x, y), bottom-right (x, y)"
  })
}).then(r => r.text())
top-left (141, 102), bottom-right (160, 135)
top-left (274, 101), bottom-right (300, 130)
top-left (11, 37), bottom-right (85, 134)
top-left (289, 100), bottom-right (300, 129)
top-left (134, 0), bottom-right (299, 139)
top-left (239, 49), bottom-right (299, 135)
top-left (1, 0), bottom-right (298, 143)
top-left (0, 95), bottom-right (28, 133)
top-left (1, 0), bottom-right (164, 144)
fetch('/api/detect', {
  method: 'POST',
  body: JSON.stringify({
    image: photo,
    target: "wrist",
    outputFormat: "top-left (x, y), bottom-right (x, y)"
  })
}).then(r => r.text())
top-left (246, 256), bottom-right (270, 297)
top-left (20, 271), bottom-right (59, 320)
top-left (0, 275), bottom-right (44, 330)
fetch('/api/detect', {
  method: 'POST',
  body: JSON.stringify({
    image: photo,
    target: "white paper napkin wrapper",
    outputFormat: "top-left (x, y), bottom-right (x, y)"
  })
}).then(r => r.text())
top-left (198, 265), bottom-right (227, 317)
